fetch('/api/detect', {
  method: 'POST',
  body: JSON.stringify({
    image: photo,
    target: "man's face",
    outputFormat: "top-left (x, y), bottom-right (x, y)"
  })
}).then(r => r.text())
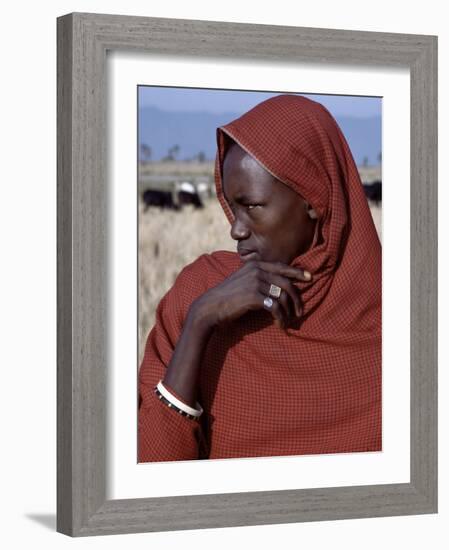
top-left (222, 143), bottom-right (317, 265)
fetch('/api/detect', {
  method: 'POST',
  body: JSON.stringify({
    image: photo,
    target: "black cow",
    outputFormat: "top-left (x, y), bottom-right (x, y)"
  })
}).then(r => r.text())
top-left (177, 189), bottom-right (204, 209)
top-left (141, 189), bottom-right (180, 211)
top-left (363, 180), bottom-right (382, 205)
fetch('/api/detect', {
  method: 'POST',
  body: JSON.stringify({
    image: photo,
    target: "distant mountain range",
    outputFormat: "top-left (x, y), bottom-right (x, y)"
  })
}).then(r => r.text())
top-left (138, 106), bottom-right (381, 166)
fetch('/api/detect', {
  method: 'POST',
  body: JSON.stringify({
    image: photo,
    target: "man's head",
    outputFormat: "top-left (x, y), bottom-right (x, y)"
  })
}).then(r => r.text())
top-left (222, 141), bottom-right (318, 265)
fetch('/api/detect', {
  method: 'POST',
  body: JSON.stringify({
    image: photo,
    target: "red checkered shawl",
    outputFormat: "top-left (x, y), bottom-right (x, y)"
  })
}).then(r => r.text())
top-left (138, 94), bottom-right (382, 462)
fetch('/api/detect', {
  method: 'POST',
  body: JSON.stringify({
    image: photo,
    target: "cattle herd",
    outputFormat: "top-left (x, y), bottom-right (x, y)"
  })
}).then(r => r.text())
top-left (362, 180), bottom-right (382, 205)
top-left (141, 181), bottom-right (207, 211)
top-left (141, 180), bottom-right (382, 211)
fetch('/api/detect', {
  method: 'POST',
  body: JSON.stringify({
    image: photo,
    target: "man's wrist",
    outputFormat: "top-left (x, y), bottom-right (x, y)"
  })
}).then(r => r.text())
top-left (186, 297), bottom-right (217, 336)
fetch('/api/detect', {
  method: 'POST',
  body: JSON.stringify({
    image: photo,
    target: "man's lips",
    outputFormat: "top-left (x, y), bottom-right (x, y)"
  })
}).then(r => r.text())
top-left (238, 248), bottom-right (259, 261)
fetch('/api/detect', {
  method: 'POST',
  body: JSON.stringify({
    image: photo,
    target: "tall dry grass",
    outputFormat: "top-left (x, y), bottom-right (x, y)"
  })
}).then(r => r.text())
top-left (138, 199), bottom-right (234, 363)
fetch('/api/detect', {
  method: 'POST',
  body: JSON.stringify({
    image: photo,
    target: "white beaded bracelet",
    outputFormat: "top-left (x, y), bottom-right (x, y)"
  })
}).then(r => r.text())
top-left (156, 380), bottom-right (203, 418)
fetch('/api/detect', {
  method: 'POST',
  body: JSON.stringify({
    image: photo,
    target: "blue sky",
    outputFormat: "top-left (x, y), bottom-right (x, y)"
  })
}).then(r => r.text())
top-left (138, 86), bottom-right (381, 118)
top-left (138, 86), bottom-right (382, 164)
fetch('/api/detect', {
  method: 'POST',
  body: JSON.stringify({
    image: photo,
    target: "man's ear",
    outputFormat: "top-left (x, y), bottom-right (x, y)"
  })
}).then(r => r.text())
top-left (306, 202), bottom-right (318, 219)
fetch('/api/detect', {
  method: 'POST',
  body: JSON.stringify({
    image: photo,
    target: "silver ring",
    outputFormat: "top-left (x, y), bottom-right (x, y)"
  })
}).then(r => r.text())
top-left (269, 284), bottom-right (282, 298)
top-left (263, 297), bottom-right (274, 310)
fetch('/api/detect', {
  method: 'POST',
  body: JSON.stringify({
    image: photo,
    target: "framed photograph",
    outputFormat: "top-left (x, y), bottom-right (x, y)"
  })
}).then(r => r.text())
top-left (57, 12), bottom-right (437, 536)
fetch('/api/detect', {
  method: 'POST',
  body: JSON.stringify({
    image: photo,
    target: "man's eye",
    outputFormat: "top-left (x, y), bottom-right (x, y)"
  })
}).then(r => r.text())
top-left (246, 204), bottom-right (260, 211)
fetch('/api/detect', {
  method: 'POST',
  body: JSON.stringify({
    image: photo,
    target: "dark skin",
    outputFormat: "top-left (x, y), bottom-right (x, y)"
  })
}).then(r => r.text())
top-left (162, 142), bottom-right (317, 408)
top-left (224, 142), bottom-right (317, 265)
top-left (192, 142), bottom-right (317, 328)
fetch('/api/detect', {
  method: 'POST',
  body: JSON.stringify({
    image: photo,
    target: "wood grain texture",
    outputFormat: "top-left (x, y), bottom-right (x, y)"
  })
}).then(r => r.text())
top-left (410, 34), bottom-right (438, 509)
top-left (57, 13), bottom-right (74, 536)
top-left (57, 12), bottom-right (438, 537)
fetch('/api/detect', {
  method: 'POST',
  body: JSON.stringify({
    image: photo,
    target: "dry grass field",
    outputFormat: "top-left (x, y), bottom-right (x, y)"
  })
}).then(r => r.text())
top-left (139, 161), bottom-right (381, 184)
top-left (138, 197), bottom-right (382, 364)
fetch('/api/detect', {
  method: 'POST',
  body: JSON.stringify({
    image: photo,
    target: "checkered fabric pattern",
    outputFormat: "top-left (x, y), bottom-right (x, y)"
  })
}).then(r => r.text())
top-left (138, 94), bottom-right (382, 462)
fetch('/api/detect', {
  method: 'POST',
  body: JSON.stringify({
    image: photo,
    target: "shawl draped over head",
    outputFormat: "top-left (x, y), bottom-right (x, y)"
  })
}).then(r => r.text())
top-left (138, 94), bottom-right (382, 462)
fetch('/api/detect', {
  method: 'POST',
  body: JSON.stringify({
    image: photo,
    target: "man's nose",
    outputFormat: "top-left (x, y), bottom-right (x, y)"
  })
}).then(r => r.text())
top-left (230, 216), bottom-right (250, 240)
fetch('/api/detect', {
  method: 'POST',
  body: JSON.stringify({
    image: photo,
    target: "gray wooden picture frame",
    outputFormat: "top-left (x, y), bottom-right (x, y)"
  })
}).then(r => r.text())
top-left (57, 12), bottom-right (438, 537)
